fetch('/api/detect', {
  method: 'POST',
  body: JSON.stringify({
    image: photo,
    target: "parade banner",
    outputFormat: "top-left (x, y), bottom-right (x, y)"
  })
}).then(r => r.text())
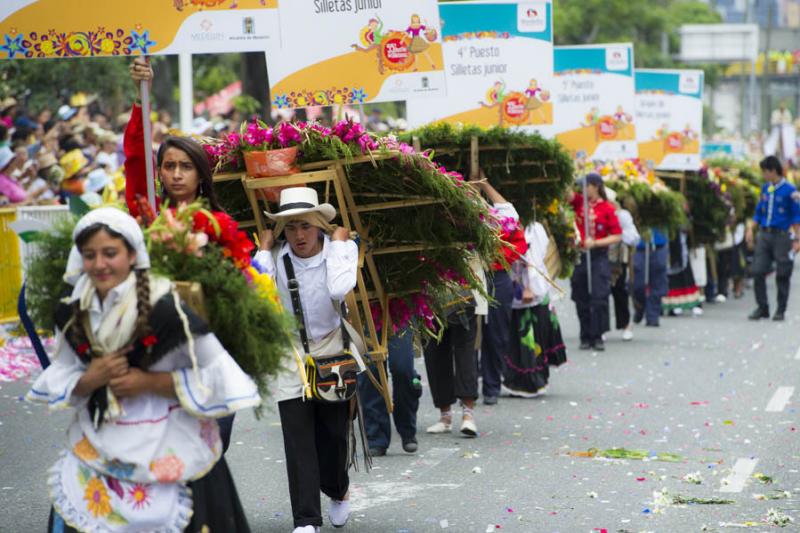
top-left (268, 0), bottom-right (445, 109)
top-left (635, 69), bottom-right (704, 171)
top-left (554, 44), bottom-right (637, 161)
top-left (0, 0), bottom-right (280, 59)
top-left (406, 1), bottom-right (554, 136)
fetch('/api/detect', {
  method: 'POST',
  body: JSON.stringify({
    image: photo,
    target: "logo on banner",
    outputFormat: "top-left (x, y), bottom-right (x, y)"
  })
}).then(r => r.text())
top-left (381, 31), bottom-right (415, 72)
top-left (502, 92), bottom-right (530, 125)
top-left (518, 3), bottom-right (547, 32)
top-left (605, 47), bottom-right (629, 71)
top-left (665, 132), bottom-right (684, 152)
top-left (596, 116), bottom-right (618, 140)
top-left (679, 73), bottom-right (701, 94)
top-left (243, 17), bottom-right (255, 35)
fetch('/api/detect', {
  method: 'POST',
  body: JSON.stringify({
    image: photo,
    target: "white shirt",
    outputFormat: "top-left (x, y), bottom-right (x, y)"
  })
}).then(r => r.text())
top-left (253, 235), bottom-right (358, 343)
top-left (512, 223), bottom-right (551, 309)
top-left (617, 209), bottom-right (641, 247)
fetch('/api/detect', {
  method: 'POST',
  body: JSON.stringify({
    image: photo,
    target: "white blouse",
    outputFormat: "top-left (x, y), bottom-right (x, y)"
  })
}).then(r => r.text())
top-left (27, 277), bottom-right (260, 531)
top-left (512, 223), bottom-right (551, 309)
top-left (253, 235), bottom-right (359, 402)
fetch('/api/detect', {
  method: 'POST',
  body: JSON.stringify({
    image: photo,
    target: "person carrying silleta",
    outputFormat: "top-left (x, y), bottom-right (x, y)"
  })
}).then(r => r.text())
top-left (568, 173), bottom-right (622, 351)
top-left (253, 187), bottom-right (366, 533)
top-left (747, 156), bottom-right (800, 321)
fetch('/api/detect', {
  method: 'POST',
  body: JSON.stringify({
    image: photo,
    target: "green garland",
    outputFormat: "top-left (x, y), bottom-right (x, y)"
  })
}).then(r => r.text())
top-left (679, 172), bottom-right (734, 246)
top-left (24, 217), bottom-right (75, 331)
top-left (605, 180), bottom-right (687, 237)
top-left (399, 123), bottom-right (576, 226)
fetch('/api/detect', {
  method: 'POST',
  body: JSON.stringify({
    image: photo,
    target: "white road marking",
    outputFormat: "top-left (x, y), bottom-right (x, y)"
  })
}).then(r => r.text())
top-left (794, 344), bottom-right (800, 360)
top-left (765, 386), bottom-right (795, 412)
top-left (349, 482), bottom-right (461, 512)
top-left (719, 458), bottom-right (759, 493)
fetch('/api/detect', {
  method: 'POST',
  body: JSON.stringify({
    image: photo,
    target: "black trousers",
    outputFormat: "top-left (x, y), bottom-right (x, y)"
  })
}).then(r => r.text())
top-left (611, 263), bottom-right (631, 330)
top-left (752, 231), bottom-right (794, 312)
top-left (278, 398), bottom-right (351, 528)
top-left (571, 249), bottom-right (612, 344)
top-left (423, 309), bottom-right (479, 409)
top-left (480, 270), bottom-right (513, 397)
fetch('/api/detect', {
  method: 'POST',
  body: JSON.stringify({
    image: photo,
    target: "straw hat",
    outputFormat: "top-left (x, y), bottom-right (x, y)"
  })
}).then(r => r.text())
top-left (69, 92), bottom-right (97, 108)
top-left (266, 187), bottom-right (336, 222)
top-left (0, 97), bottom-right (17, 112)
top-left (36, 151), bottom-right (58, 169)
top-left (59, 149), bottom-right (90, 180)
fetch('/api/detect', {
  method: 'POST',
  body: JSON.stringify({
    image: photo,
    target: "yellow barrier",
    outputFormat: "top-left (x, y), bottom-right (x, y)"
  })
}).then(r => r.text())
top-left (0, 208), bottom-right (21, 323)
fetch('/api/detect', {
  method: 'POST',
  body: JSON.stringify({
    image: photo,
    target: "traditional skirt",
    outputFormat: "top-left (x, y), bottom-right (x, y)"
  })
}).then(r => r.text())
top-left (47, 456), bottom-right (251, 533)
top-left (503, 304), bottom-right (566, 395)
top-left (409, 35), bottom-right (430, 54)
top-left (663, 265), bottom-right (703, 311)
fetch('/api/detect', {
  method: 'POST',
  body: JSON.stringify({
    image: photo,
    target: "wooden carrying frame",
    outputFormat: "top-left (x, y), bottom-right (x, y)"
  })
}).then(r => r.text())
top-left (236, 154), bottom-right (424, 413)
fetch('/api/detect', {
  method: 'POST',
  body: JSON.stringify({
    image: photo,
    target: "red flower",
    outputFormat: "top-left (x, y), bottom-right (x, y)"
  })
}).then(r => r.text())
top-left (76, 343), bottom-right (90, 355)
top-left (142, 335), bottom-right (158, 347)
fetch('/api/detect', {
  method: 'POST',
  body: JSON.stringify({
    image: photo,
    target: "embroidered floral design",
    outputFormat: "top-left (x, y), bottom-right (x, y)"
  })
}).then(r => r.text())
top-left (73, 436), bottom-right (99, 462)
top-left (150, 454), bottom-right (185, 483)
top-left (105, 475), bottom-right (125, 500)
top-left (199, 419), bottom-right (219, 452)
top-left (103, 458), bottom-right (136, 479)
top-left (127, 483), bottom-right (151, 510)
top-left (84, 477), bottom-right (112, 518)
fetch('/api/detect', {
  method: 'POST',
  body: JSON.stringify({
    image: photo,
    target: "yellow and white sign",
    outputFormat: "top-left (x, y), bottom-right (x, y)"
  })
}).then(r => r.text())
top-left (635, 69), bottom-right (704, 171)
top-left (553, 44), bottom-right (637, 161)
top-left (406, 1), bottom-right (555, 136)
top-left (269, 0), bottom-right (445, 109)
top-left (0, 0), bottom-right (280, 59)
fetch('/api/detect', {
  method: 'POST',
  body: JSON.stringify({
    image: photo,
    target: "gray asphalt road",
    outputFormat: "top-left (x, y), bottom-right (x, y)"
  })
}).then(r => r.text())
top-left (1, 277), bottom-right (798, 533)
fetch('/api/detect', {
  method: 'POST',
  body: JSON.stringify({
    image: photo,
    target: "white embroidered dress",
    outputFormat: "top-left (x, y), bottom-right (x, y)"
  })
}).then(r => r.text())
top-left (27, 275), bottom-right (260, 532)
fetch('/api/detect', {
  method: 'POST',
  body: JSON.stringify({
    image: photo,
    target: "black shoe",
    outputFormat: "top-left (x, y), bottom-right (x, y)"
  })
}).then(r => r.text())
top-left (593, 340), bottom-right (605, 351)
top-left (633, 310), bottom-right (644, 325)
top-left (645, 322), bottom-right (660, 327)
top-left (402, 438), bottom-right (418, 453)
top-left (483, 395), bottom-right (498, 406)
top-left (579, 341), bottom-right (592, 350)
top-left (773, 311), bottom-right (785, 321)
top-left (369, 447), bottom-right (386, 457)
top-left (748, 308), bottom-right (770, 320)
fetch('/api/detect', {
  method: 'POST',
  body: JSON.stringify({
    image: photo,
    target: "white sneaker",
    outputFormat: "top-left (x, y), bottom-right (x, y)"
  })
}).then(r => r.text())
top-left (292, 526), bottom-right (319, 533)
top-left (673, 308), bottom-right (684, 316)
top-left (715, 294), bottom-right (727, 303)
top-left (622, 328), bottom-right (634, 341)
top-left (426, 419), bottom-right (453, 434)
top-left (692, 306), bottom-right (704, 316)
top-left (460, 417), bottom-right (478, 437)
top-left (329, 498), bottom-right (350, 528)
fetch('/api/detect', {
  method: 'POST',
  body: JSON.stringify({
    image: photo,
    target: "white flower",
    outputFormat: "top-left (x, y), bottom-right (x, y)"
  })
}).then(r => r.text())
top-left (765, 508), bottom-right (793, 527)
top-left (682, 471), bottom-right (703, 485)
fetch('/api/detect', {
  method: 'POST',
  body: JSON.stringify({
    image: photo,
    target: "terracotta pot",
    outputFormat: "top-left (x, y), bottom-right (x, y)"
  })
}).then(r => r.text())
top-left (244, 146), bottom-right (299, 178)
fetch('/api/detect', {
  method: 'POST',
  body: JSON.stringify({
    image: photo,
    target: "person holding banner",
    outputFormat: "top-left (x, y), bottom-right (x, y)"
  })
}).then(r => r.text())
top-left (125, 58), bottom-right (223, 217)
top-left (568, 173), bottom-right (622, 351)
top-left (28, 207), bottom-right (258, 533)
top-left (125, 59), bottom-right (236, 451)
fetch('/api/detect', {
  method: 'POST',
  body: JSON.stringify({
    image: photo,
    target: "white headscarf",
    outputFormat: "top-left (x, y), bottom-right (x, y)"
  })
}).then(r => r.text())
top-left (64, 207), bottom-right (150, 287)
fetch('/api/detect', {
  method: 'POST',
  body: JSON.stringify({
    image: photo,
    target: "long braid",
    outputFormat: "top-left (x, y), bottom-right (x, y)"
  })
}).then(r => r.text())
top-left (133, 269), bottom-right (153, 342)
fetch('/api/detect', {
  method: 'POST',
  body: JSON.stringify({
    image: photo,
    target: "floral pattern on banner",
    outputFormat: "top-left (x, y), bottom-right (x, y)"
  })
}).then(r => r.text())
top-left (0, 27), bottom-right (155, 59)
top-left (443, 31), bottom-right (511, 42)
top-left (272, 87), bottom-right (369, 109)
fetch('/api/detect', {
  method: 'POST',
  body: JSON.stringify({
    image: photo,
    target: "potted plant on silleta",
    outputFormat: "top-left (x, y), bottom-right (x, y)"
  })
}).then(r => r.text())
top-left (241, 120), bottom-right (303, 178)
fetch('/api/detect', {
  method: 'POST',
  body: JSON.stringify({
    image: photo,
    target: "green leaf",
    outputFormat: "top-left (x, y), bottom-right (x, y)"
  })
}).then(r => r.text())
top-left (77, 465), bottom-right (90, 486)
top-left (69, 196), bottom-right (91, 217)
top-left (106, 510), bottom-right (129, 525)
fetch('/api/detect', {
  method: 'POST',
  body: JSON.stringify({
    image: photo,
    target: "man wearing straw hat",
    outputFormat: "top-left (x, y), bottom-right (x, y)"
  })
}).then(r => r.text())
top-left (253, 187), bottom-right (366, 533)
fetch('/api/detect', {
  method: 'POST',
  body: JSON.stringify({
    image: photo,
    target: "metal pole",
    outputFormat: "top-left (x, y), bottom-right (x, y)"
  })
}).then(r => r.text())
top-left (582, 178), bottom-right (592, 296)
top-left (140, 79), bottom-right (157, 212)
top-left (179, 53), bottom-right (194, 134)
